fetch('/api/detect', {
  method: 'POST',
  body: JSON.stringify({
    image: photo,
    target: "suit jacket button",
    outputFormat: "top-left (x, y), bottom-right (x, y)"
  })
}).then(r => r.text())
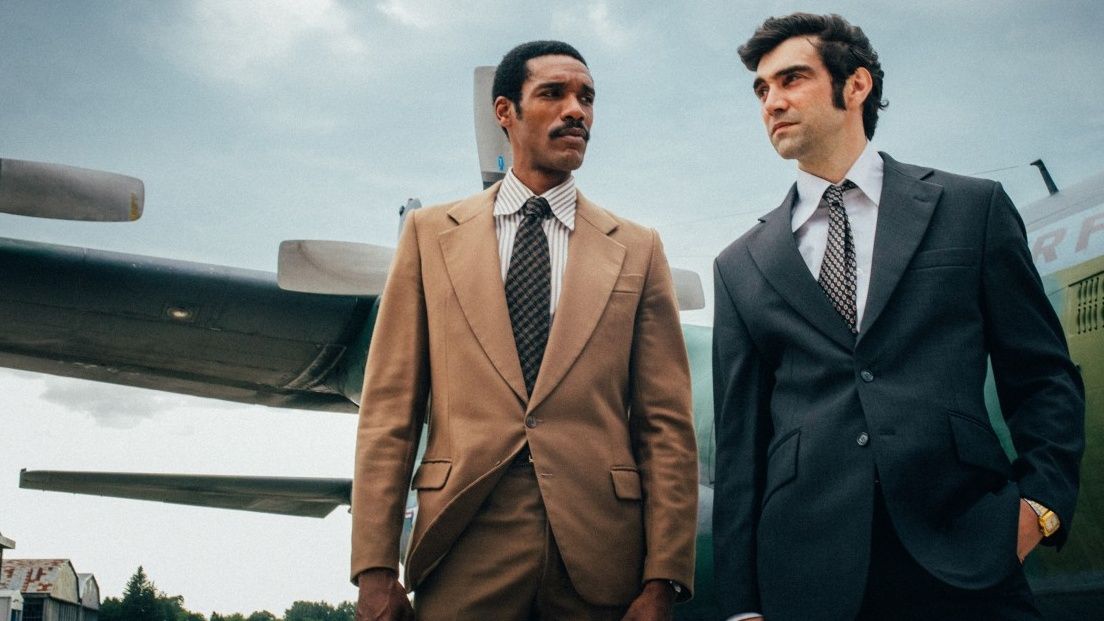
top-left (857, 432), bottom-right (870, 446)
top-left (860, 370), bottom-right (875, 382)
top-left (525, 415), bottom-right (538, 429)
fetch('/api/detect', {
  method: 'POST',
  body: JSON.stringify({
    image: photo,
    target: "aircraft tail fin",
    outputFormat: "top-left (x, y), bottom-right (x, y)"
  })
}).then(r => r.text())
top-left (474, 66), bottom-right (511, 189)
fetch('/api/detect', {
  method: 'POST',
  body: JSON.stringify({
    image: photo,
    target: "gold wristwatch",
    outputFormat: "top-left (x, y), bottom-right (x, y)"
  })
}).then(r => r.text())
top-left (1025, 499), bottom-right (1060, 538)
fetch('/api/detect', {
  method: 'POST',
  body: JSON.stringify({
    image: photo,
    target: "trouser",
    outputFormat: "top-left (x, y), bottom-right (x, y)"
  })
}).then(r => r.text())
top-left (856, 485), bottom-right (1042, 620)
top-left (413, 460), bottom-right (629, 621)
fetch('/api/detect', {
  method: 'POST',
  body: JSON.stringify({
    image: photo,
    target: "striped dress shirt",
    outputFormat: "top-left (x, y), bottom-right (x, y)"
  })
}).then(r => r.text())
top-left (493, 169), bottom-right (576, 316)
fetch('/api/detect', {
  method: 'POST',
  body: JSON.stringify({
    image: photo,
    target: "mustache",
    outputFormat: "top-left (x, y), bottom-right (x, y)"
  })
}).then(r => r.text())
top-left (550, 120), bottom-right (590, 141)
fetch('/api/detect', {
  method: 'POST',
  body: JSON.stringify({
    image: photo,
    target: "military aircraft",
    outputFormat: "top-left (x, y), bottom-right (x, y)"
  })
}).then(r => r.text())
top-left (6, 68), bottom-right (1104, 620)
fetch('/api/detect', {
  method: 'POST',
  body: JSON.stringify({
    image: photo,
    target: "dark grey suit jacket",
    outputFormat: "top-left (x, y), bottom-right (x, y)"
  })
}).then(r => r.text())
top-left (711, 153), bottom-right (1084, 620)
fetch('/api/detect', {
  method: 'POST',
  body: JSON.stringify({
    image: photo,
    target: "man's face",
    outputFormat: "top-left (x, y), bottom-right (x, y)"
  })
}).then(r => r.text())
top-left (753, 36), bottom-right (848, 164)
top-left (498, 54), bottom-right (595, 176)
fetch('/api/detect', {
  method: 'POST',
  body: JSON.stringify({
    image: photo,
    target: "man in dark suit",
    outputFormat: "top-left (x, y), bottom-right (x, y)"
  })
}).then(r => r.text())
top-left (712, 13), bottom-right (1084, 621)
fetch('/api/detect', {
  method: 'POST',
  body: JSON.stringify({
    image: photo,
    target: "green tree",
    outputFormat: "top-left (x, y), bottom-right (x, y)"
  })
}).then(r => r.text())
top-left (99, 596), bottom-right (123, 621)
top-left (119, 566), bottom-right (160, 621)
top-left (245, 611), bottom-right (278, 621)
top-left (100, 566), bottom-right (207, 621)
top-left (282, 601), bottom-right (353, 621)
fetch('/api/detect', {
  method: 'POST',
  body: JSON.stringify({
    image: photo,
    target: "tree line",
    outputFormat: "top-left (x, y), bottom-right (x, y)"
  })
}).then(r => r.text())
top-left (99, 567), bottom-right (356, 621)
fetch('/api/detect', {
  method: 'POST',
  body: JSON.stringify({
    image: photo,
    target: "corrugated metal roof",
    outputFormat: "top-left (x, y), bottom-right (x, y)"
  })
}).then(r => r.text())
top-left (0, 560), bottom-right (76, 595)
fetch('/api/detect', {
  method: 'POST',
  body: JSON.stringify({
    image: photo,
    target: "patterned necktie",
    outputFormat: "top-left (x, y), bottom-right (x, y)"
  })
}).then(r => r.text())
top-left (505, 196), bottom-right (553, 395)
top-left (818, 180), bottom-right (859, 333)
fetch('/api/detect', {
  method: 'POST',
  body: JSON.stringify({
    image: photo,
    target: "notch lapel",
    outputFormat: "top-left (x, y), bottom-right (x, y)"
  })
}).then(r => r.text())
top-left (526, 193), bottom-right (625, 413)
top-left (438, 183), bottom-right (528, 403)
top-left (748, 185), bottom-right (856, 350)
top-left (857, 154), bottom-right (943, 340)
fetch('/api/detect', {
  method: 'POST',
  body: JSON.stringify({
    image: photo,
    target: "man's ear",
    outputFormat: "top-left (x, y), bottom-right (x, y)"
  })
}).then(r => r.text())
top-left (494, 96), bottom-right (515, 132)
top-left (846, 67), bottom-right (874, 110)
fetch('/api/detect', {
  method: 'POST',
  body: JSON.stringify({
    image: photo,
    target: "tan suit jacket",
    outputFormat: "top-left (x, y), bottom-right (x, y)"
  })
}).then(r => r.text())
top-left (350, 182), bottom-right (697, 606)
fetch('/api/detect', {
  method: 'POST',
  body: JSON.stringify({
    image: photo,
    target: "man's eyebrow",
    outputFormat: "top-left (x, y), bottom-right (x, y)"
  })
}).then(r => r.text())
top-left (532, 80), bottom-right (596, 97)
top-left (533, 80), bottom-right (566, 91)
top-left (753, 64), bottom-right (815, 91)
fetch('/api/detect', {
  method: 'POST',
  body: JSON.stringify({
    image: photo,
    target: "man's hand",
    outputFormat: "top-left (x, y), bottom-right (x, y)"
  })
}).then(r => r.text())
top-left (620, 580), bottom-right (676, 621)
top-left (355, 568), bottom-right (414, 621)
top-left (1016, 498), bottom-right (1044, 563)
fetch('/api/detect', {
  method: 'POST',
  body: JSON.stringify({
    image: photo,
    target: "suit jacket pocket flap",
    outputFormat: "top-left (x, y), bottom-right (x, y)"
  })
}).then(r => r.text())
top-left (411, 460), bottom-right (452, 490)
top-left (611, 468), bottom-right (642, 500)
top-left (613, 273), bottom-right (645, 293)
top-left (909, 247), bottom-right (978, 270)
top-left (947, 412), bottom-right (1011, 476)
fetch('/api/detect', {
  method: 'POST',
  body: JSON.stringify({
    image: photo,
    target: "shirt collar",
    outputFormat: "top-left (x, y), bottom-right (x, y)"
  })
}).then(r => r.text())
top-left (493, 168), bottom-right (576, 231)
top-left (792, 141), bottom-right (884, 232)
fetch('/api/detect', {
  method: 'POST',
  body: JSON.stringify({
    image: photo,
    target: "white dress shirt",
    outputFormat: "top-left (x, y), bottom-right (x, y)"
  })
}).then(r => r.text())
top-left (493, 168), bottom-right (576, 317)
top-left (791, 142), bottom-right (884, 331)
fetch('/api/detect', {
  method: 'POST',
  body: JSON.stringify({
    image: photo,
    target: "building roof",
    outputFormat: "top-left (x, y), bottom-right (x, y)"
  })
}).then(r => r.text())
top-left (0, 533), bottom-right (14, 551)
top-left (0, 560), bottom-right (79, 601)
top-left (77, 574), bottom-right (99, 610)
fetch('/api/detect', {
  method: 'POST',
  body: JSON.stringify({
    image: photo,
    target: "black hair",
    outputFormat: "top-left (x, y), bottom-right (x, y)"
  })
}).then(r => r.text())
top-left (739, 13), bottom-right (887, 139)
top-left (492, 40), bottom-right (587, 130)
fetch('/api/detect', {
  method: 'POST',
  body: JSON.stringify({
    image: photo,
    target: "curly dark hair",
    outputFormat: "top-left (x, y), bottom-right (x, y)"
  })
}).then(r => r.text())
top-left (738, 13), bottom-right (887, 139)
top-left (492, 40), bottom-right (587, 122)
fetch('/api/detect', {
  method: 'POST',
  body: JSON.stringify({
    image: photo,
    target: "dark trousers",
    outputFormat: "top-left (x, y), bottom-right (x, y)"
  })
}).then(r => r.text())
top-left (856, 487), bottom-right (1042, 620)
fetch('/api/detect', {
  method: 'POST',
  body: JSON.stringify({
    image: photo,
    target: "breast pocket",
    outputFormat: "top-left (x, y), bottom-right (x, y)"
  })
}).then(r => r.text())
top-left (612, 273), bottom-right (645, 295)
top-left (908, 247), bottom-right (979, 270)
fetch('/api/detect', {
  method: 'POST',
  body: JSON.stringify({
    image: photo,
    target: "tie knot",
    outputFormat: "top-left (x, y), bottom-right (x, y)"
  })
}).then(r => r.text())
top-left (822, 180), bottom-right (857, 207)
top-left (521, 196), bottom-right (553, 220)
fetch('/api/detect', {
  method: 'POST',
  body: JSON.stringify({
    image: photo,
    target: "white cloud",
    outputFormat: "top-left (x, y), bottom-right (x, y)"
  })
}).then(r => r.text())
top-left (553, 1), bottom-right (636, 49)
top-left (38, 378), bottom-right (178, 428)
top-left (375, 0), bottom-right (435, 29)
top-left (168, 0), bottom-right (369, 88)
top-left (34, 377), bottom-right (247, 429)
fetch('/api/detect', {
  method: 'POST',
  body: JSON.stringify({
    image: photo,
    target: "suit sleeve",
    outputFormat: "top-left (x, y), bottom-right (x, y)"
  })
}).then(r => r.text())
top-left (712, 256), bottom-right (773, 615)
top-left (627, 229), bottom-right (698, 600)
top-left (350, 209), bottom-right (431, 581)
top-left (981, 182), bottom-right (1085, 547)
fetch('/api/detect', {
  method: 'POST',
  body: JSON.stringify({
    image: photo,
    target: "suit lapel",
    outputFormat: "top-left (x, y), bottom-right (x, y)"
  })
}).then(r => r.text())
top-left (748, 185), bottom-right (856, 350)
top-left (527, 192), bottom-right (624, 413)
top-left (858, 154), bottom-right (943, 340)
top-left (438, 183), bottom-right (528, 403)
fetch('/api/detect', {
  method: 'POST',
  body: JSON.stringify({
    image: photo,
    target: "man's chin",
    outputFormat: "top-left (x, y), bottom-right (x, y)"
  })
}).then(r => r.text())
top-left (770, 138), bottom-right (802, 161)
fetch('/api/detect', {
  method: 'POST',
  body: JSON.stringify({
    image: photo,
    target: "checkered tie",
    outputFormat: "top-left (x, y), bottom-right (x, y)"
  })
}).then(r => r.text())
top-left (505, 196), bottom-right (553, 395)
top-left (818, 180), bottom-right (859, 333)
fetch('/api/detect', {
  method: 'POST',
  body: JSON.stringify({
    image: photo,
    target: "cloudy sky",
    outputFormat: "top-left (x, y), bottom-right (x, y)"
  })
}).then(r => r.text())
top-left (2, 0), bottom-right (1103, 615)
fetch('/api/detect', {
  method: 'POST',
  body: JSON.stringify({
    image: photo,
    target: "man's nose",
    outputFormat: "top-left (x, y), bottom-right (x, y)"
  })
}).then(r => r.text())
top-left (562, 95), bottom-right (587, 121)
top-left (763, 87), bottom-right (787, 115)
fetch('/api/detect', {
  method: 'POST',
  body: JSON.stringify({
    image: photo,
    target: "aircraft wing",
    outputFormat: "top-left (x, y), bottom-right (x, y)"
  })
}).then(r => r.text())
top-left (19, 469), bottom-right (353, 518)
top-left (0, 236), bottom-right (378, 413)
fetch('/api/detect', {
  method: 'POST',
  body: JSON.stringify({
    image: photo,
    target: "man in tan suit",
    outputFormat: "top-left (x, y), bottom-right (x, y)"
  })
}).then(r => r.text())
top-left (351, 41), bottom-right (698, 620)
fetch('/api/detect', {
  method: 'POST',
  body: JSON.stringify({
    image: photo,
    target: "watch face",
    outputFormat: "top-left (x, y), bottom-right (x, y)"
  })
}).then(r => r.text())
top-left (1041, 512), bottom-right (1060, 536)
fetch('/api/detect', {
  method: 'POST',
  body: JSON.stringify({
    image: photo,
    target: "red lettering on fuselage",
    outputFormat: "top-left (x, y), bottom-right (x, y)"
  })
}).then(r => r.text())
top-left (1033, 227), bottom-right (1067, 264)
top-left (1077, 213), bottom-right (1104, 252)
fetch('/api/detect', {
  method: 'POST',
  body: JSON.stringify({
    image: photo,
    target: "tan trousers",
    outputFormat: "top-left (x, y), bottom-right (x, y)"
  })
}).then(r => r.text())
top-left (413, 462), bottom-right (629, 621)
